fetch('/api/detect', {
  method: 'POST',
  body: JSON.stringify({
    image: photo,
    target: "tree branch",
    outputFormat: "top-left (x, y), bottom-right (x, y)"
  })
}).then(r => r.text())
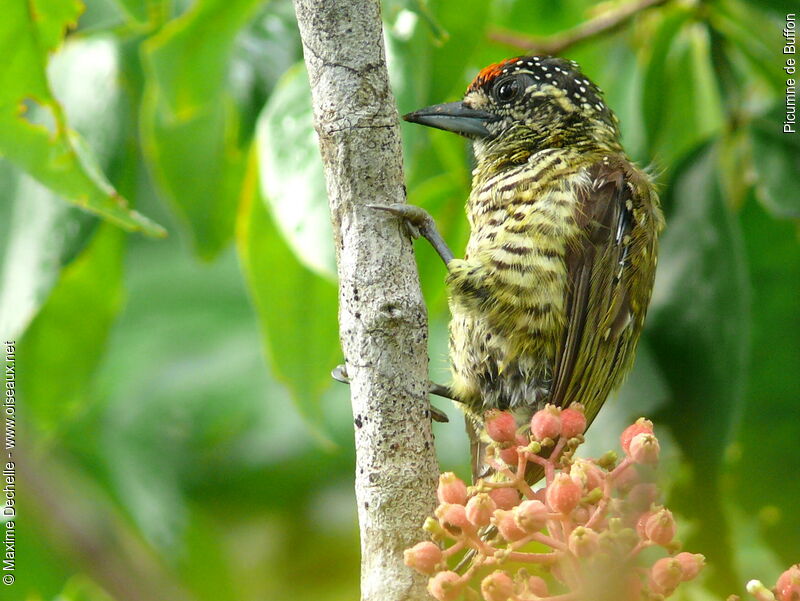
top-left (489, 0), bottom-right (670, 55)
top-left (293, 2), bottom-right (439, 600)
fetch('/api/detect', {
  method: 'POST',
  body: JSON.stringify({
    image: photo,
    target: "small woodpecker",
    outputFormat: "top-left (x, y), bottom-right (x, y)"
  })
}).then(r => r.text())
top-left (376, 55), bottom-right (663, 482)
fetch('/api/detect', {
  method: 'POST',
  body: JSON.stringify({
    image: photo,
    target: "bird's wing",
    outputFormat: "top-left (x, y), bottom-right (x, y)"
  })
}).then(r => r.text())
top-left (549, 159), bottom-right (657, 422)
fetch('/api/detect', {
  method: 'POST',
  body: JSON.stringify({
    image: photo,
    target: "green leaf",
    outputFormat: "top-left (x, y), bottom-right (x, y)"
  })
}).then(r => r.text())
top-left (228, 2), bottom-right (304, 137)
top-left (141, 0), bottom-right (262, 259)
top-left (255, 64), bottom-right (337, 278)
top-left (710, 0), bottom-right (786, 94)
top-left (77, 0), bottom-right (129, 33)
top-left (639, 8), bottom-right (689, 159)
top-left (749, 108), bottom-right (800, 219)
top-left (56, 576), bottom-right (116, 601)
top-left (386, 0), bottom-right (491, 191)
top-left (0, 167), bottom-right (96, 341)
top-left (647, 143), bottom-right (750, 591)
top-left (426, 0), bottom-right (490, 102)
top-left (236, 154), bottom-right (340, 428)
top-left (107, 0), bottom-right (149, 27)
top-left (18, 224), bottom-right (126, 436)
top-left (641, 15), bottom-right (726, 166)
top-left (731, 197), bottom-right (800, 564)
top-left (0, 36), bottom-right (134, 340)
top-left (739, 0), bottom-right (797, 20)
top-left (492, 0), bottom-right (590, 39)
top-left (384, 13), bottom-right (435, 181)
top-left (0, 0), bottom-right (164, 236)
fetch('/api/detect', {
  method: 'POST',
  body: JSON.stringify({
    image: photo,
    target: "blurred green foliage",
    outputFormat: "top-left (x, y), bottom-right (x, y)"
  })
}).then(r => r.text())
top-left (0, 0), bottom-right (798, 600)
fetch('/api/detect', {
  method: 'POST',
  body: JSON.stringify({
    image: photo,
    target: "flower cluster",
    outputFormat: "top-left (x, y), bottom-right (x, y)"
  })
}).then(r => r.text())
top-left (404, 405), bottom-right (705, 601)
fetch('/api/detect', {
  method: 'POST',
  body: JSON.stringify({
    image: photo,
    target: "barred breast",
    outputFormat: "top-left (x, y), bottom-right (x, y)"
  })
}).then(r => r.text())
top-left (446, 148), bottom-right (591, 417)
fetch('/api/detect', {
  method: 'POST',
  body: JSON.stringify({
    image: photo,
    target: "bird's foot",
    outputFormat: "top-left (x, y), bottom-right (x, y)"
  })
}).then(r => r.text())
top-left (367, 203), bottom-right (454, 265)
top-left (332, 364), bottom-right (453, 423)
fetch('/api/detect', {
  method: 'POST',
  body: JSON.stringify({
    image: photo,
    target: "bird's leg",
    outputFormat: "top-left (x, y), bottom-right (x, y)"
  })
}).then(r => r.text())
top-left (428, 381), bottom-right (458, 402)
top-left (332, 364), bottom-right (458, 423)
top-left (367, 203), bottom-right (455, 265)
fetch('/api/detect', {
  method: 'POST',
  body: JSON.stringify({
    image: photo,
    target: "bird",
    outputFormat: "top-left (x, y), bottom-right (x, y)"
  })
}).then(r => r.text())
top-left (372, 55), bottom-right (664, 483)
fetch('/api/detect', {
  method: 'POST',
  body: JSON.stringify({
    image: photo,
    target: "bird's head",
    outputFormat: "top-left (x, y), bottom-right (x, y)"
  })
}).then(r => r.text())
top-left (404, 56), bottom-right (622, 167)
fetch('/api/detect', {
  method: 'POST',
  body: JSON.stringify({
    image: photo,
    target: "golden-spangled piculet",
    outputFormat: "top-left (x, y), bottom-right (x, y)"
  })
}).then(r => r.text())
top-left (377, 55), bottom-right (664, 481)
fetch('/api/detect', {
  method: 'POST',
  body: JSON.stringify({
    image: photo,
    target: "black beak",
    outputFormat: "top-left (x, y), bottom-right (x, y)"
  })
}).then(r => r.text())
top-left (403, 101), bottom-right (496, 138)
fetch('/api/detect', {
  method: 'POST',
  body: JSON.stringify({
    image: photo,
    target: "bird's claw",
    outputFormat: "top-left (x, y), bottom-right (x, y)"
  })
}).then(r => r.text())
top-left (367, 203), bottom-right (433, 227)
top-left (331, 364), bottom-right (350, 384)
top-left (367, 203), bottom-right (434, 240)
top-left (367, 203), bottom-right (454, 265)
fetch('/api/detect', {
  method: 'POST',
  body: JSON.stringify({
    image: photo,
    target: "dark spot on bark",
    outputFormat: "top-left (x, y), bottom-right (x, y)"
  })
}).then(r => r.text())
top-left (380, 302), bottom-right (401, 318)
top-left (365, 502), bottom-right (369, 509)
top-left (354, 415), bottom-right (363, 428)
top-left (355, 311), bottom-right (361, 319)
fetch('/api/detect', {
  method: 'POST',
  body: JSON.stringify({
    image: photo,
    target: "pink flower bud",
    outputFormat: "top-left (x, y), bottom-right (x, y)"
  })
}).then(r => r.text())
top-left (485, 410), bottom-right (518, 443)
top-left (570, 459), bottom-right (604, 492)
top-left (427, 571), bottom-right (463, 601)
top-left (465, 493), bottom-right (496, 528)
top-left (649, 557), bottom-right (683, 596)
top-left (435, 503), bottom-right (472, 535)
top-left (568, 526), bottom-right (599, 557)
top-left (645, 508), bottom-right (676, 546)
top-left (404, 541), bottom-right (442, 575)
top-left (530, 405), bottom-right (562, 441)
top-left (629, 433), bottom-right (660, 464)
top-left (437, 472), bottom-right (467, 505)
top-left (498, 445), bottom-right (519, 466)
top-left (493, 509), bottom-right (528, 542)
top-left (674, 552), bottom-right (705, 581)
top-left (776, 564), bottom-right (800, 601)
top-left (572, 505), bottom-right (591, 525)
top-left (561, 405), bottom-right (587, 438)
top-left (620, 418), bottom-right (654, 455)
top-left (546, 473), bottom-right (582, 514)
top-left (489, 487), bottom-right (520, 510)
top-left (481, 570), bottom-right (515, 601)
top-left (514, 500), bottom-right (548, 533)
top-left (526, 575), bottom-right (548, 597)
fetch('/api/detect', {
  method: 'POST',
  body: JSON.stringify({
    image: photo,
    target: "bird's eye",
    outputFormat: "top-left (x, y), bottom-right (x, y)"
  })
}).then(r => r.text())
top-left (493, 77), bottom-right (521, 102)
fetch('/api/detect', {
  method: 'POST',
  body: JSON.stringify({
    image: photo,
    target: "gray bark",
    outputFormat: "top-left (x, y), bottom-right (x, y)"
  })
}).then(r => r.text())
top-left (293, 1), bottom-right (439, 600)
